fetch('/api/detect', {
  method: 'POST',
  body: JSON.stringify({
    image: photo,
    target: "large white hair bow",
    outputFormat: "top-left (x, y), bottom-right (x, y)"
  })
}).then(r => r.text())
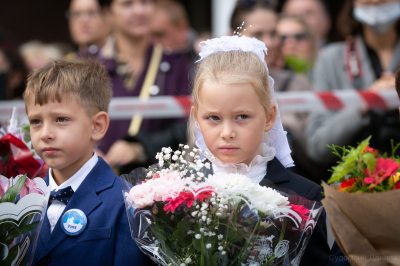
top-left (195, 35), bottom-right (294, 168)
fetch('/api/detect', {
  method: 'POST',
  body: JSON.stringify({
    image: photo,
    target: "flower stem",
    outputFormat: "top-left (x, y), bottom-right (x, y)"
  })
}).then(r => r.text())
top-left (200, 237), bottom-right (205, 266)
top-left (262, 218), bottom-right (287, 266)
top-left (236, 217), bottom-right (261, 265)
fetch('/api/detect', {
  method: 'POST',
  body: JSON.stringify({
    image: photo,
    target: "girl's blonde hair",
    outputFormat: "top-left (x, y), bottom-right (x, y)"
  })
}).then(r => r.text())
top-left (192, 50), bottom-right (272, 115)
top-left (187, 50), bottom-right (273, 144)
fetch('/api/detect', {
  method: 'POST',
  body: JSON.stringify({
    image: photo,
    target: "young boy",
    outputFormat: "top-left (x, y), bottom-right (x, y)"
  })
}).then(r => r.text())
top-left (24, 59), bottom-right (154, 265)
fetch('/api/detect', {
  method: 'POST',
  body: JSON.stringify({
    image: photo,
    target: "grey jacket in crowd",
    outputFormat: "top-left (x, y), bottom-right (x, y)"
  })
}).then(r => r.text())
top-left (305, 35), bottom-right (400, 163)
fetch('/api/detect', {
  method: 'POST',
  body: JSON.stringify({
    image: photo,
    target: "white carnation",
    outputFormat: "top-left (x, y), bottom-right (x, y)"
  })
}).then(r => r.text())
top-left (207, 173), bottom-right (289, 215)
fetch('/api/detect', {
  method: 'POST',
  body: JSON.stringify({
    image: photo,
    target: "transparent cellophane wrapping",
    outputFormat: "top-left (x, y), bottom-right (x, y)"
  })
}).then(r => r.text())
top-left (0, 175), bottom-right (50, 266)
top-left (121, 165), bottom-right (323, 266)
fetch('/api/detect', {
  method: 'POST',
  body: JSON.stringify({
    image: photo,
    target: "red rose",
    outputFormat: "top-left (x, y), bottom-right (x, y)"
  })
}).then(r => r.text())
top-left (339, 178), bottom-right (356, 192)
top-left (396, 182), bottom-right (400, 190)
top-left (0, 160), bottom-right (5, 175)
top-left (4, 156), bottom-right (26, 178)
top-left (0, 135), bottom-right (11, 156)
top-left (2, 134), bottom-right (41, 178)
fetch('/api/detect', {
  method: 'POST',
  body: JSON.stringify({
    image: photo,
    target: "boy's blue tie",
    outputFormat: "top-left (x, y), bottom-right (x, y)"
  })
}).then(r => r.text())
top-left (49, 186), bottom-right (74, 204)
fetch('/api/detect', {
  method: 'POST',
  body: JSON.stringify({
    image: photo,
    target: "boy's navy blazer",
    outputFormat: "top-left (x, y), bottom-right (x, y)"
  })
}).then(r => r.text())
top-left (208, 157), bottom-right (330, 266)
top-left (33, 157), bottom-right (155, 266)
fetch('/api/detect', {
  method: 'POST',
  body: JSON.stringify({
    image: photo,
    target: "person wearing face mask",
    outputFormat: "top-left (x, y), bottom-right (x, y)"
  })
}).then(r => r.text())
top-left (229, 0), bottom-right (326, 182)
top-left (305, 0), bottom-right (400, 172)
top-left (85, 0), bottom-right (191, 174)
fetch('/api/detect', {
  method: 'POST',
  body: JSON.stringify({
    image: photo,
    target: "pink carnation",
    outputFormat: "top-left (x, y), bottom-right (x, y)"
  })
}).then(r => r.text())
top-left (126, 171), bottom-right (184, 209)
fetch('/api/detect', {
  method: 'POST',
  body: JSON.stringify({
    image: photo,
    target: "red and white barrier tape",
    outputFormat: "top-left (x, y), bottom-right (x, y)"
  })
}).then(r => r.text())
top-left (1, 90), bottom-right (399, 121)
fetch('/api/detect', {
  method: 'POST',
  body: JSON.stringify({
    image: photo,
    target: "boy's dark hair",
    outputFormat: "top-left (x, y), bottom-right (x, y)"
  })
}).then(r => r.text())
top-left (24, 58), bottom-right (112, 115)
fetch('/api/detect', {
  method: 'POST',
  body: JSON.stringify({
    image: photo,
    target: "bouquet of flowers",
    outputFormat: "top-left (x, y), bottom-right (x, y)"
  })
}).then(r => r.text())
top-left (0, 174), bottom-right (50, 266)
top-left (121, 146), bottom-right (324, 266)
top-left (0, 110), bottom-right (48, 179)
top-left (322, 137), bottom-right (400, 266)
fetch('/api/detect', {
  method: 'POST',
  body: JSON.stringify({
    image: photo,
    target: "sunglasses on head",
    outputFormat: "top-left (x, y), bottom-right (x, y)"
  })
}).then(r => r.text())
top-left (280, 32), bottom-right (309, 42)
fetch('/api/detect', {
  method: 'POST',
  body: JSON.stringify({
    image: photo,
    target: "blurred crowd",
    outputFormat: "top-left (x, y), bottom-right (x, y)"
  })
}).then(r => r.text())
top-left (1, 0), bottom-right (400, 182)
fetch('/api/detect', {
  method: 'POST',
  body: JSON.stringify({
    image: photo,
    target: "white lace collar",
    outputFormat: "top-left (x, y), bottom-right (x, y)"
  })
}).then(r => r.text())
top-left (205, 133), bottom-right (276, 184)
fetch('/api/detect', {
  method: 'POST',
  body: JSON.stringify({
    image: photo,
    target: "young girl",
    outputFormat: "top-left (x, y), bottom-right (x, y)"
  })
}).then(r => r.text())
top-left (191, 35), bottom-right (330, 266)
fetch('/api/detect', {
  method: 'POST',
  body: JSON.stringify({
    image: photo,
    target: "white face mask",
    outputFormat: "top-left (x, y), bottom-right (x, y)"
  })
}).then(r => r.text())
top-left (353, 1), bottom-right (400, 34)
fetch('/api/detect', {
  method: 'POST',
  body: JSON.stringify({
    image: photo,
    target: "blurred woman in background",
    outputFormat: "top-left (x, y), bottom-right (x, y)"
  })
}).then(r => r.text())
top-left (277, 14), bottom-right (317, 81)
top-left (94, 0), bottom-right (190, 173)
top-left (306, 0), bottom-right (400, 171)
top-left (67, 0), bottom-right (111, 54)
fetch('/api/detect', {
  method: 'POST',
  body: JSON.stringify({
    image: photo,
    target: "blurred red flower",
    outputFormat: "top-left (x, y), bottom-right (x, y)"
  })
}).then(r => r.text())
top-left (363, 146), bottom-right (379, 158)
top-left (364, 158), bottom-right (399, 189)
top-left (164, 187), bottom-right (214, 213)
top-left (339, 178), bottom-right (356, 192)
top-left (0, 134), bottom-right (41, 178)
top-left (289, 204), bottom-right (311, 230)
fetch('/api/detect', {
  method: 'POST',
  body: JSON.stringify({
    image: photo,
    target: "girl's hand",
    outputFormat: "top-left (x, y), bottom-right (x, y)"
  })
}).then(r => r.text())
top-left (369, 72), bottom-right (396, 92)
top-left (104, 140), bottom-right (146, 167)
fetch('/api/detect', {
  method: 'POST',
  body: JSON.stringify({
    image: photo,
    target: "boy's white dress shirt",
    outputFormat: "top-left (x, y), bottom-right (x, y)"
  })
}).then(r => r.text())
top-left (47, 152), bottom-right (98, 233)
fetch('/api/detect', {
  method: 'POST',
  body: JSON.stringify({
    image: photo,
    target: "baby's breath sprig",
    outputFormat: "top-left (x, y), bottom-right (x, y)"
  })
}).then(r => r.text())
top-left (150, 144), bottom-right (210, 181)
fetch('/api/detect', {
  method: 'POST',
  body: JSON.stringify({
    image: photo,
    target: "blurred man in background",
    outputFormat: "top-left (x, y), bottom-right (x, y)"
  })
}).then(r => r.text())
top-left (282, 0), bottom-right (331, 47)
top-left (151, 0), bottom-right (196, 67)
top-left (67, 0), bottom-right (111, 54)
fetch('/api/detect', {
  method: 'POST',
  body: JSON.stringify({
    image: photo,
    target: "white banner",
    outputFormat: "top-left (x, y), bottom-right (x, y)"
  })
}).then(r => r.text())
top-left (1, 90), bottom-right (399, 122)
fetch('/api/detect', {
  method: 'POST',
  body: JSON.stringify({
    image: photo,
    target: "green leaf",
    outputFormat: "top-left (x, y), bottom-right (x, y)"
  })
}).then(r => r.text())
top-left (1, 233), bottom-right (36, 266)
top-left (328, 160), bottom-right (356, 183)
top-left (172, 219), bottom-right (191, 243)
top-left (21, 124), bottom-right (30, 133)
top-left (170, 240), bottom-right (177, 251)
top-left (211, 251), bottom-right (219, 266)
top-left (361, 153), bottom-right (377, 175)
top-left (357, 137), bottom-right (371, 154)
top-left (5, 221), bottom-right (39, 242)
top-left (391, 139), bottom-right (400, 157)
top-left (193, 238), bottom-right (201, 252)
top-left (1, 242), bottom-right (20, 266)
top-left (0, 175), bottom-right (26, 203)
top-left (328, 137), bottom-right (371, 184)
top-left (1, 155), bottom-right (9, 163)
top-left (155, 202), bottom-right (172, 228)
top-left (21, 125), bottom-right (31, 143)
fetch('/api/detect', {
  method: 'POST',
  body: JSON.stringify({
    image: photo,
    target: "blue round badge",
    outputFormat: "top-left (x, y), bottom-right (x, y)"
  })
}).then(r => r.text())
top-left (61, 209), bottom-right (87, 236)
